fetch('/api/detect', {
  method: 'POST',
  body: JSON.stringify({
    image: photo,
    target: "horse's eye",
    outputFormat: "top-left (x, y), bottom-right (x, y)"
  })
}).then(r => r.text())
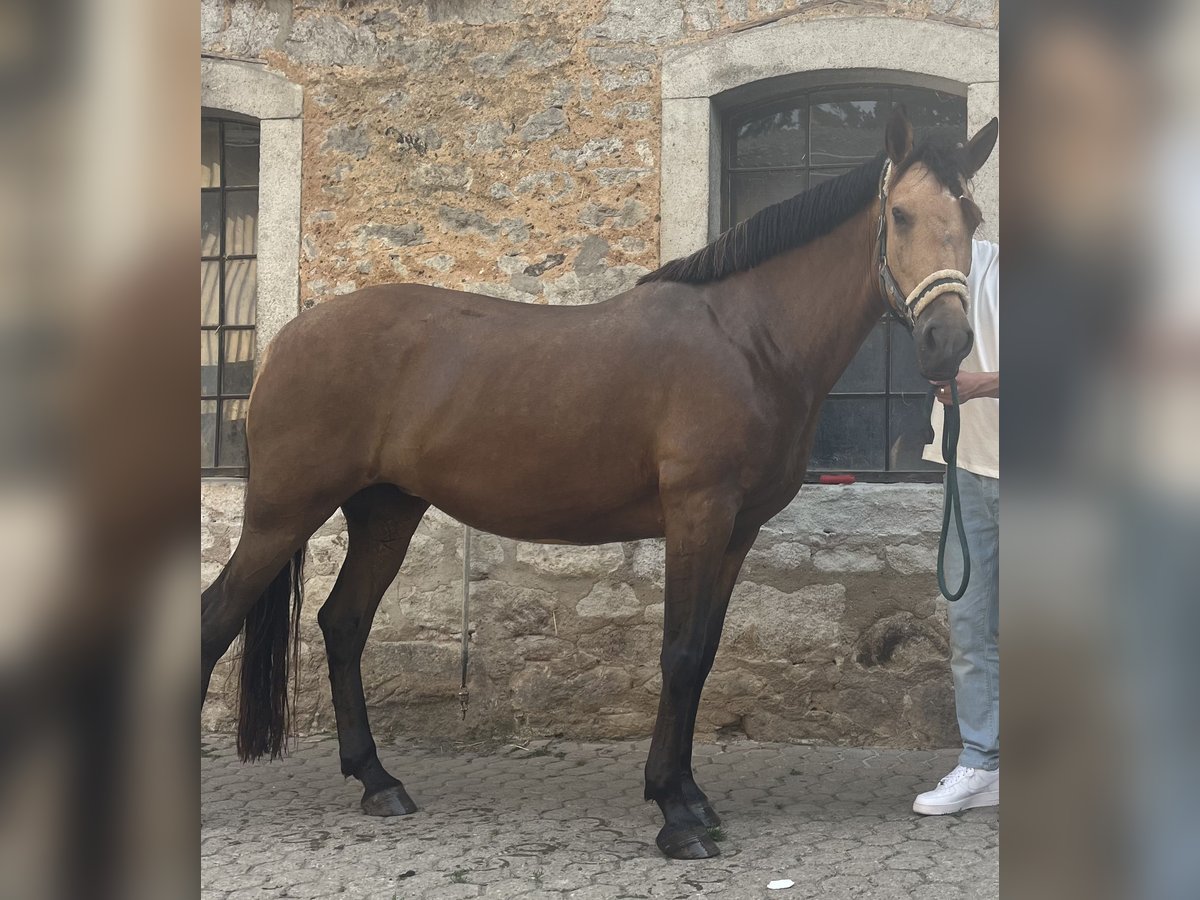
top-left (892, 207), bottom-right (910, 227)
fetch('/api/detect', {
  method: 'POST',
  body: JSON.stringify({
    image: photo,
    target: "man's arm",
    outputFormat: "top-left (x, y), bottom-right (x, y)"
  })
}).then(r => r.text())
top-left (934, 371), bottom-right (999, 405)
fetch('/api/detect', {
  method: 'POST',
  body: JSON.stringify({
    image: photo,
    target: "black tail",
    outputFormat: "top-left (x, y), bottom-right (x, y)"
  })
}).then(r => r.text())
top-left (236, 546), bottom-right (305, 761)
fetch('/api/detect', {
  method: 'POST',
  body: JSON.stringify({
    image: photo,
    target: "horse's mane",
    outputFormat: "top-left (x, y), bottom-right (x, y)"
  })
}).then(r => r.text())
top-left (639, 135), bottom-right (974, 286)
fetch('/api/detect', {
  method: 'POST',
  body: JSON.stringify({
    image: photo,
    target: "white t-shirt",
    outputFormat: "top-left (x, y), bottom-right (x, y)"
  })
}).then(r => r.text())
top-left (922, 239), bottom-right (999, 479)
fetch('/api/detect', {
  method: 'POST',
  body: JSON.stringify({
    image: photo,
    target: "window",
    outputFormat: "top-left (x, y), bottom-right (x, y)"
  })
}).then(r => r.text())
top-left (201, 116), bottom-right (260, 474)
top-left (722, 84), bottom-right (967, 480)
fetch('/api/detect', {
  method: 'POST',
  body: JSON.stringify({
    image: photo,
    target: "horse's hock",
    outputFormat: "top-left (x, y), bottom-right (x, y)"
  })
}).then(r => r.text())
top-left (200, 0), bottom-right (997, 749)
top-left (201, 480), bottom-right (958, 747)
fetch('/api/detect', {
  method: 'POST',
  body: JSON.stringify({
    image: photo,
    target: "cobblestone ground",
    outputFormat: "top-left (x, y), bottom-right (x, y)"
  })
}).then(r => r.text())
top-left (202, 734), bottom-right (998, 900)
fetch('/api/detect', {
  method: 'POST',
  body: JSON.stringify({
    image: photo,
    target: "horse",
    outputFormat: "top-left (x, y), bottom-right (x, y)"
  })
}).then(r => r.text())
top-left (201, 108), bottom-right (998, 860)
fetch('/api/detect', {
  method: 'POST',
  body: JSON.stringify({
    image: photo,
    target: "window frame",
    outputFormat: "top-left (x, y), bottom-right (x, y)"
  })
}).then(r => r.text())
top-left (720, 83), bottom-right (966, 483)
top-left (202, 113), bottom-right (260, 477)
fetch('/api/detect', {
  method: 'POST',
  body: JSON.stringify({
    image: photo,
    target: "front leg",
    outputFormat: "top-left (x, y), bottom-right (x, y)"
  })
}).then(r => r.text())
top-left (644, 488), bottom-right (740, 859)
top-left (677, 525), bottom-right (761, 829)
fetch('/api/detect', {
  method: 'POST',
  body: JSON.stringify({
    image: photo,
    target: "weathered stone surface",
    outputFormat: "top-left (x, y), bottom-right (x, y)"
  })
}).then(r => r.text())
top-left (355, 222), bottom-right (427, 249)
top-left (587, 46), bottom-right (658, 70)
top-left (471, 39), bottom-right (569, 77)
top-left (601, 70), bottom-right (652, 92)
top-left (425, 0), bottom-right (517, 24)
top-left (724, 582), bottom-right (846, 660)
top-left (519, 107), bottom-right (568, 142)
top-left (462, 119), bottom-right (512, 154)
top-left (602, 101), bottom-right (652, 121)
top-left (594, 166), bottom-right (651, 185)
top-left (513, 171), bottom-right (575, 202)
top-left (683, 0), bottom-right (719, 31)
top-left (321, 124), bottom-right (370, 159)
top-left (572, 235), bottom-right (610, 275)
top-left (409, 162), bottom-right (473, 193)
top-left (542, 265), bottom-right (647, 305)
top-left (578, 198), bottom-right (647, 228)
top-left (515, 543), bottom-right (624, 578)
top-left (854, 612), bottom-right (948, 670)
top-left (586, 0), bottom-right (686, 44)
top-left (813, 547), bottom-right (885, 574)
top-left (887, 542), bottom-right (938, 575)
top-left (551, 137), bottom-right (624, 169)
top-left (438, 205), bottom-right (529, 243)
top-left (575, 582), bottom-right (642, 620)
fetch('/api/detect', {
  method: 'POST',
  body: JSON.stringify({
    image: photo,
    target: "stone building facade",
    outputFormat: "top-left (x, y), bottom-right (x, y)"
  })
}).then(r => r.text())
top-left (200, 0), bottom-right (999, 748)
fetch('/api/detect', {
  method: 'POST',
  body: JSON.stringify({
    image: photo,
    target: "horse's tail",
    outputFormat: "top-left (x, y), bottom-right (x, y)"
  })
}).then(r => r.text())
top-left (236, 545), bottom-right (306, 762)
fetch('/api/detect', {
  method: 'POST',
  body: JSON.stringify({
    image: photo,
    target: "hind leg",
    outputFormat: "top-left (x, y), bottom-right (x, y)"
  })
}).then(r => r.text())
top-left (317, 484), bottom-right (429, 817)
top-left (202, 526), bottom-right (308, 703)
top-left (201, 476), bottom-right (344, 704)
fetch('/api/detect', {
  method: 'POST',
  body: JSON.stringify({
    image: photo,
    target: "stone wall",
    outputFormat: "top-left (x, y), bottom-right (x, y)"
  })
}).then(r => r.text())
top-left (201, 0), bottom-right (998, 309)
top-left (200, 0), bottom-right (998, 746)
top-left (202, 480), bottom-right (957, 746)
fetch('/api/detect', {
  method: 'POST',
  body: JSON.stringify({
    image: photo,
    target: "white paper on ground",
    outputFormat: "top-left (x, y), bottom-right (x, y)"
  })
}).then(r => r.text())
top-left (767, 880), bottom-right (794, 890)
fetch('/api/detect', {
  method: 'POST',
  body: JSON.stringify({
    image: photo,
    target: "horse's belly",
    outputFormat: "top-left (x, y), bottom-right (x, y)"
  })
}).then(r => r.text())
top-left (431, 492), bottom-right (665, 545)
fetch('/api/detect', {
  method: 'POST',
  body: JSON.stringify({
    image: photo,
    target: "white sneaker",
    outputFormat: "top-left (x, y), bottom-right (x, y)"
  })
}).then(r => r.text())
top-left (912, 765), bottom-right (999, 815)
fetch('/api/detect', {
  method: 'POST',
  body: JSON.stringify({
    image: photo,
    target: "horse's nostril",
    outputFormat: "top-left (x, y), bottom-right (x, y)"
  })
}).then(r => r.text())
top-left (923, 324), bottom-right (941, 351)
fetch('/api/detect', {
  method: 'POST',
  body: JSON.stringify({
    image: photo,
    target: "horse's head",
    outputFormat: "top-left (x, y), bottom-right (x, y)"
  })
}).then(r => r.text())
top-left (879, 108), bottom-right (998, 382)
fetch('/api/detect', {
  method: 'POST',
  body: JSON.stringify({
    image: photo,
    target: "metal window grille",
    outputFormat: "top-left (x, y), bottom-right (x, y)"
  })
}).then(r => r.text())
top-left (201, 116), bottom-right (259, 476)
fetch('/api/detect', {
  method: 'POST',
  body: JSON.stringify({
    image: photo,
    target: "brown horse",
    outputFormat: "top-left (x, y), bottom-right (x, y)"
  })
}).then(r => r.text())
top-left (201, 109), bottom-right (997, 859)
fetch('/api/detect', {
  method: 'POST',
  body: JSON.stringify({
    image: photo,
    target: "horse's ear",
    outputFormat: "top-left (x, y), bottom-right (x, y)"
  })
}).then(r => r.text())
top-left (885, 106), bottom-right (913, 165)
top-left (965, 117), bottom-right (998, 177)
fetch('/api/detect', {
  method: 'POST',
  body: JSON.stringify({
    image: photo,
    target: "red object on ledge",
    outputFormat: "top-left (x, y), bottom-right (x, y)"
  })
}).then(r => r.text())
top-left (818, 474), bottom-right (857, 485)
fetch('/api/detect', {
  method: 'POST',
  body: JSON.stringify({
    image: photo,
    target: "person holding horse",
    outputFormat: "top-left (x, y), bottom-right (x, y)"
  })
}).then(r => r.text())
top-left (912, 237), bottom-right (1000, 815)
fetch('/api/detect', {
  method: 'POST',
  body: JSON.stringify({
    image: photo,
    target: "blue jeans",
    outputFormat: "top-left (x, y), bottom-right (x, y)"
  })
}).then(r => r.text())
top-left (943, 469), bottom-right (999, 770)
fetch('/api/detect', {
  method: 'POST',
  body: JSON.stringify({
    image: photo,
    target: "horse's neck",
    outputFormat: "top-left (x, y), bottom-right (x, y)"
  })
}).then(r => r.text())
top-left (724, 205), bottom-right (883, 396)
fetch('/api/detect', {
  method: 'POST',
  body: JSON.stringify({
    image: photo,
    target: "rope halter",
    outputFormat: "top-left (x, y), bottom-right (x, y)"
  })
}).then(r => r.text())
top-left (875, 159), bottom-right (969, 332)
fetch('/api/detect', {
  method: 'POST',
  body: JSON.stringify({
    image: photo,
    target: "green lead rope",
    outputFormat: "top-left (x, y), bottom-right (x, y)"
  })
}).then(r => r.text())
top-left (937, 379), bottom-right (971, 602)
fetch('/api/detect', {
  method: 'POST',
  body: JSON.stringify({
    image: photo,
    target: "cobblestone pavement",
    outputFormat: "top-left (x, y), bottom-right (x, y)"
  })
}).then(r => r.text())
top-left (202, 734), bottom-right (998, 900)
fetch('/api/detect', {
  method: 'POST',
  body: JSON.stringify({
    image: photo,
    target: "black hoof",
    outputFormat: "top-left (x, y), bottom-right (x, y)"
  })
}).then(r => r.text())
top-left (656, 824), bottom-right (721, 860)
top-left (687, 799), bottom-right (721, 829)
top-left (361, 784), bottom-right (418, 817)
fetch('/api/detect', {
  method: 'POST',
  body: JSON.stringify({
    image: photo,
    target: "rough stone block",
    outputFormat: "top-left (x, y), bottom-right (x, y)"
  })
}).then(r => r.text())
top-left (575, 582), bottom-right (642, 620)
top-left (519, 108), bottom-right (569, 142)
top-left (516, 543), bottom-right (625, 578)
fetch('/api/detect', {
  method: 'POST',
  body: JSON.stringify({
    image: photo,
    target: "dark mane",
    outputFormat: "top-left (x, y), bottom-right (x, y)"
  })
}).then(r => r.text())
top-left (640, 134), bottom-right (974, 286)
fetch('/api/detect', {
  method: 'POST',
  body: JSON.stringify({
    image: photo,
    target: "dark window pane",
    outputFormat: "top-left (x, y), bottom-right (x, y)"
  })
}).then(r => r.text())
top-left (224, 259), bottom-right (256, 325)
top-left (223, 331), bottom-right (255, 395)
top-left (728, 170), bottom-right (808, 225)
top-left (808, 166), bottom-right (852, 186)
top-left (733, 103), bottom-right (808, 169)
top-left (201, 400), bottom-right (217, 467)
top-left (892, 88), bottom-right (967, 146)
top-left (202, 120), bottom-right (220, 188)
top-left (832, 321), bottom-right (887, 393)
top-left (889, 396), bottom-right (942, 472)
top-left (809, 398), bottom-right (885, 471)
top-left (225, 190), bottom-right (258, 255)
top-left (201, 331), bottom-right (219, 395)
top-left (809, 91), bottom-right (888, 166)
top-left (202, 192), bottom-right (221, 256)
top-left (888, 320), bottom-right (932, 393)
top-left (223, 122), bottom-right (260, 187)
top-left (201, 260), bottom-right (220, 326)
top-left (219, 399), bottom-right (249, 468)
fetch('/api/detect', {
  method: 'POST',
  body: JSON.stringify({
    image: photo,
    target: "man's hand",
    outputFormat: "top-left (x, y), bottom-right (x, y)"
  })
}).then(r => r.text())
top-left (933, 371), bottom-right (999, 405)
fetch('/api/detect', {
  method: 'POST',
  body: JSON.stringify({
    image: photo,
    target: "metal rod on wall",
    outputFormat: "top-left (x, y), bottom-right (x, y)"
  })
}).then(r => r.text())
top-left (458, 524), bottom-right (470, 720)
